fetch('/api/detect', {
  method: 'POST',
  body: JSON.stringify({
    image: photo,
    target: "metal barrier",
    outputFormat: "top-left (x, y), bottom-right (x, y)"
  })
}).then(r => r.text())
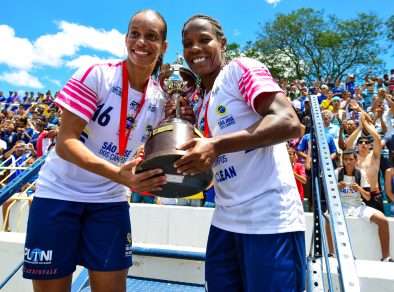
top-left (0, 152), bottom-right (48, 207)
top-left (307, 95), bottom-right (360, 291)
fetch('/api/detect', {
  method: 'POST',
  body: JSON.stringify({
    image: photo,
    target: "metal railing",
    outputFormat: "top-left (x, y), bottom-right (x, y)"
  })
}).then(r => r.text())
top-left (307, 95), bottom-right (360, 291)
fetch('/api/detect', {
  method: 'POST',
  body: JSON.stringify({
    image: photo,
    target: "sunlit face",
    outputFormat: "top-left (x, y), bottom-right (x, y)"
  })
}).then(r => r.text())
top-left (288, 150), bottom-right (297, 163)
top-left (357, 139), bottom-right (370, 152)
top-left (342, 154), bottom-right (356, 169)
top-left (322, 112), bottom-right (332, 124)
top-left (182, 19), bottom-right (226, 80)
top-left (14, 142), bottom-right (25, 156)
top-left (125, 11), bottom-right (167, 69)
top-left (346, 120), bottom-right (356, 132)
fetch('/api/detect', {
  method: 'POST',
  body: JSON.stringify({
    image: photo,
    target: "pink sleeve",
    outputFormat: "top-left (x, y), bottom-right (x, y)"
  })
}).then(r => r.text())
top-left (55, 64), bottom-right (99, 122)
top-left (234, 59), bottom-right (284, 112)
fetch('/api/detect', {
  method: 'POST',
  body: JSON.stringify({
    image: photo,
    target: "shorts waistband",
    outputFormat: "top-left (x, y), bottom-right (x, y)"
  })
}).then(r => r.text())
top-left (370, 190), bottom-right (381, 196)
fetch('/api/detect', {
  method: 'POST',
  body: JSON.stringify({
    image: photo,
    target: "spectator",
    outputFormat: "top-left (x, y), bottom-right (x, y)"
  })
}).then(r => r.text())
top-left (0, 90), bottom-right (5, 102)
top-left (15, 117), bottom-right (33, 144)
top-left (297, 99), bottom-right (311, 133)
top-left (288, 147), bottom-right (307, 201)
top-left (130, 191), bottom-right (156, 204)
top-left (204, 186), bottom-right (216, 208)
top-left (338, 119), bottom-right (358, 151)
top-left (384, 151), bottom-right (394, 203)
top-left (319, 85), bottom-right (330, 104)
top-left (28, 92), bottom-right (35, 103)
top-left (320, 88), bottom-right (334, 110)
top-left (332, 79), bottom-right (344, 98)
top-left (3, 140), bottom-right (35, 182)
top-left (35, 125), bottom-right (57, 157)
top-left (2, 156), bottom-right (37, 231)
top-left (346, 74), bottom-right (356, 95)
top-left (360, 80), bottom-right (377, 110)
top-left (289, 91), bottom-right (301, 112)
top-left (1, 120), bottom-right (18, 151)
top-left (298, 87), bottom-right (310, 111)
top-left (48, 107), bottom-right (60, 125)
top-left (325, 149), bottom-right (393, 262)
top-left (321, 110), bottom-right (340, 152)
top-left (346, 113), bottom-right (384, 213)
top-left (330, 97), bottom-right (345, 127)
top-left (326, 76), bottom-right (334, 89)
top-left (22, 91), bottom-right (29, 103)
top-left (29, 117), bottom-right (46, 148)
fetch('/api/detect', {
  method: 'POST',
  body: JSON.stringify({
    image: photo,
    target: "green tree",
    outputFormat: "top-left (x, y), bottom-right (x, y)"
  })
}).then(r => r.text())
top-left (236, 8), bottom-right (385, 82)
top-left (387, 14), bottom-right (394, 55)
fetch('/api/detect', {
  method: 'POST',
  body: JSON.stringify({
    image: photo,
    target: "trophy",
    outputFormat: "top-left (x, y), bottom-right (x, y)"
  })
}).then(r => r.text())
top-left (136, 56), bottom-right (213, 198)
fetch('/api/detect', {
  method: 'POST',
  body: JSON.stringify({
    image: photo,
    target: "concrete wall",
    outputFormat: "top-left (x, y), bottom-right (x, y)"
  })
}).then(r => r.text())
top-left (2, 202), bottom-right (394, 259)
top-left (1, 203), bottom-right (394, 291)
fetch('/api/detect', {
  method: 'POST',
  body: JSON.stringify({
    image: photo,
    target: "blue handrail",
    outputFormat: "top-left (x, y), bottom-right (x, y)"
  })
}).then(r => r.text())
top-left (0, 151), bottom-right (49, 206)
top-left (0, 260), bottom-right (24, 289)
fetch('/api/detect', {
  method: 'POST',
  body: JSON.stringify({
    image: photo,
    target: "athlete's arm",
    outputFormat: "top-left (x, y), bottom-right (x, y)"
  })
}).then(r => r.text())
top-left (56, 109), bottom-right (166, 192)
top-left (174, 91), bottom-right (302, 175)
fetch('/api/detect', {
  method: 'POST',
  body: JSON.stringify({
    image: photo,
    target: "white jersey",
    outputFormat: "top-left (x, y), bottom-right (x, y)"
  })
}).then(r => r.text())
top-left (335, 168), bottom-right (370, 208)
top-left (35, 60), bottom-right (165, 203)
top-left (196, 58), bottom-right (305, 234)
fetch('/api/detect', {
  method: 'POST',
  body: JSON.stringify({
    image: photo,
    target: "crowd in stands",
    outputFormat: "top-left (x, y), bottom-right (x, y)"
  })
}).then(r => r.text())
top-left (1, 69), bottom-right (394, 222)
top-left (284, 69), bottom-right (394, 216)
top-left (285, 69), bottom-right (394, 261)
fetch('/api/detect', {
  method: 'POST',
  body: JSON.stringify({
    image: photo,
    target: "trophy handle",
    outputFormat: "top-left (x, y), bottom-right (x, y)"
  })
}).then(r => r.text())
top-left (173, 92), bottom-right (181, 119)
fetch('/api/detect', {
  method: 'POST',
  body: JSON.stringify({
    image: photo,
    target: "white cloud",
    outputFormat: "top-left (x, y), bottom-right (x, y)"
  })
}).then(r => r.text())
top-left (33, 32), bottom-right (79, 67)
top-left (0, 70), bottom-right (44, 88)
top-left (233, 29), bottom-right (240, 36)
top-left (65, 55), bottom-right (114, 69)
top-left (0, 25), bottom-right (37, 70)
top-left (59, 21), bottom-right (124, 57)
top-left (0, 21), bottom-right (124, 88)
top-left (266, 0), bottom-right (281, 5)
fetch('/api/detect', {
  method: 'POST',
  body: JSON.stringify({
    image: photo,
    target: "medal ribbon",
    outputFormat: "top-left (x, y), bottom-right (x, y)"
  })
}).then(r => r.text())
top-left (118, 60), bottom-right (148, 159)
top-left (197, 92), bottom-right (211, 138)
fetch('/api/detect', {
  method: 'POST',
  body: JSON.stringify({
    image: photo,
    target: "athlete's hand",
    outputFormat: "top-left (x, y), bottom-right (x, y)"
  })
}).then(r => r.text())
top-left (174, 138), bottom-right (218, 175)
top-left (117, 157), bottom-right (167, 192)
top-left (164, 96), bottom-right (195, 124)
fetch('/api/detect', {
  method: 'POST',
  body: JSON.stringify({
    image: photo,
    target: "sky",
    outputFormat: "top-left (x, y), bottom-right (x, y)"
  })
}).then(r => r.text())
top-left (1, 0), bottom-right (393, 95)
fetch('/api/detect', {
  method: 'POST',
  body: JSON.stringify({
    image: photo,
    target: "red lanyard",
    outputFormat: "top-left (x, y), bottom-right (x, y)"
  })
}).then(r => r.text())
top-left (197, 92), bottom-right (211, 138)
top-left (118, 60), bottom-right (147, 158)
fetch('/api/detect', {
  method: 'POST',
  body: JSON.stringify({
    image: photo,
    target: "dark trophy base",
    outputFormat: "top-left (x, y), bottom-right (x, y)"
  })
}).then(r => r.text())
top-left (137, 150), bottom-right (213, 198)
top-left (135, 115), bottom-right (213, 198)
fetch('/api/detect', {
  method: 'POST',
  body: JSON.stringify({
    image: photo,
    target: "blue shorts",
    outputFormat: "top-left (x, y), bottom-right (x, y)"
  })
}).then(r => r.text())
top-left (23, 197), bottom-right (132, 280)
top-left (205, 226), bottom-right (306, 292)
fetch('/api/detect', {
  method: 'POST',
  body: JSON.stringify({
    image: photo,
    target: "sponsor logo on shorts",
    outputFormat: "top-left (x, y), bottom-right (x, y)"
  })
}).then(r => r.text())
top-left (23, 267), bottom-right (58, 275)
top-left (24, 248), bottom-right (53, 264)
top-left (125, 233), bottom-right (133, 257)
